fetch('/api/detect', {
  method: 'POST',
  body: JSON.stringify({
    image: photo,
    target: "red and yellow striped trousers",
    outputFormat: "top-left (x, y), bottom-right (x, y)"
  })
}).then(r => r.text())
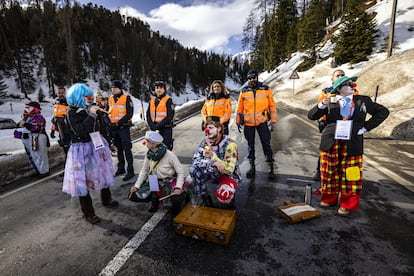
top-left (319, 140), bottom-right (363, 210)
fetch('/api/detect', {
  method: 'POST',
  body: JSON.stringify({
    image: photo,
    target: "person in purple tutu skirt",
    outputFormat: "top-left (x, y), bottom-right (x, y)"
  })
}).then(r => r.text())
top-left (63, 83), bottom-right (118, 224)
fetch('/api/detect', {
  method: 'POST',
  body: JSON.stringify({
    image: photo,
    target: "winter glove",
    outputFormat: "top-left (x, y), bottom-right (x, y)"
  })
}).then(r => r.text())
top-left (237, 124), bottom-right (243, 133)
top-left (268, 122), bottom-right (275, 132)
top-left (357, 127), bottom-right (367, 135)
top-left (318, 120), bottom-right (327, 133)
top-left (109, 123), bottom-right (119, 130)
top-left (50, 130), bottom-right (55, 138)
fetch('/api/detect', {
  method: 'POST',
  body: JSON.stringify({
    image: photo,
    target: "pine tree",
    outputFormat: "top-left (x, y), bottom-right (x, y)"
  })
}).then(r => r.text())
top-left (297, 0), bottom-right (330, 51)
top-left (333, 0), bottom-right (378, 65)
top-left (265, 0), bottom-right (298, 70)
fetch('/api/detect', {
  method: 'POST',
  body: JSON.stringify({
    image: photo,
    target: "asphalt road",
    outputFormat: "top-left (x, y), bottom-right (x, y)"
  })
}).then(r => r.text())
top-left (0, 108), bottom-right (413, 276)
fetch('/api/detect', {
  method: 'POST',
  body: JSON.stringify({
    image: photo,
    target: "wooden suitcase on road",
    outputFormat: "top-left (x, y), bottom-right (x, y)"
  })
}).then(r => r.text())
top-left (173, 204), bottom-right (236, 246)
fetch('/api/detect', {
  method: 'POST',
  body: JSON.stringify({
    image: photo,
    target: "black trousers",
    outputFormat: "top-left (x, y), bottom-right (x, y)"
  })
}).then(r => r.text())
top-left (158, 127), bottom-right (173, 150)
top-left (111, 127), bottom-right (134, 173)
top-left (244, 123), bottom-right (274, 162)
top-left (79, 188), bottom-right (112, 218)
top-left (150, 191), bottom-right (187, 214)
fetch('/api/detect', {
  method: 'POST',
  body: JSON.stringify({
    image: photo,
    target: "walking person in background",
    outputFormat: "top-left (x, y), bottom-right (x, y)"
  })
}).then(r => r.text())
top-left (308, 76), bottom-right (389, 216)
top-left (146, 80), bottom-right (175, 150)
top-left (63, 83), bottom-right (118, 224)
top-left (50, 86), bottom-right (71, 156)
top-left (201, 80), bottom-right (232, 135)
top-left (236, 70), bottom-right (277, 180)
top-left (129, 131), bottom-right (188, 214)
top-left (189, 116), bottom-right (241, 208)
top-left (16, 102), bottom-right (50, 176)
top-left (108, 80), bottom-right (135, 181)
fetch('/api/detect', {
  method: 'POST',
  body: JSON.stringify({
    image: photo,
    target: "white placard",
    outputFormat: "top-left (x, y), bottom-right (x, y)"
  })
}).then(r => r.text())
top-left (281, 205), bottom-right (317, 216)
top-left (335, 120), bottom-right (353, 140)
top-left (148, 174), bottom-right (159, 191)
top-left (89, 131), bottom-right (105, 150)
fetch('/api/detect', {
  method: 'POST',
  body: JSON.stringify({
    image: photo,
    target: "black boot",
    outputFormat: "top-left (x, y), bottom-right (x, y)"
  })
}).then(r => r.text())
top-left (201, 194), bottom-right (213, 207)
top-left (268, 162), bottom-right (275, 180)
top-left (170, 193), bottom-right (187, 215)
top-left (313, 158), bottom-right (321, 181)
top-left (101, 188), bottom-right (119, 207)
top-left (148, 193), bottom-right (159, 213)
top-left (246, 160), bottom-right (255, 179)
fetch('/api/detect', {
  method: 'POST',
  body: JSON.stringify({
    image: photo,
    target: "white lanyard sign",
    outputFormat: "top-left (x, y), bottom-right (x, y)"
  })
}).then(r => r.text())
top-left (335, 120), bottom-right (353, 140)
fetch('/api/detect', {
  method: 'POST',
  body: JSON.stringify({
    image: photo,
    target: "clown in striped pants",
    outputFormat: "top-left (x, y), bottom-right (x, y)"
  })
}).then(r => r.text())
top-left (319, 140), bottom-right (363, 211)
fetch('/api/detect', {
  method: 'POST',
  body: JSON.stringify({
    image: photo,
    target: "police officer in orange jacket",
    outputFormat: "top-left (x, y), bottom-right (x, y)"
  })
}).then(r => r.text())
top-left (108, 80), bottom-right (135, 181)
top-left (201, 80), bottom-right (232, 135)
top-left (236, 70), bottom-right (277, 179)
top-left (51, 86), bottom-right (70, 155)
top-left (146, 81), bottom-right (175, 150)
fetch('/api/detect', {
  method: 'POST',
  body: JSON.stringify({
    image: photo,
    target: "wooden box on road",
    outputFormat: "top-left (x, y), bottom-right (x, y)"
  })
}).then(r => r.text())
top-left (173, 204), bottom-right (236, 246)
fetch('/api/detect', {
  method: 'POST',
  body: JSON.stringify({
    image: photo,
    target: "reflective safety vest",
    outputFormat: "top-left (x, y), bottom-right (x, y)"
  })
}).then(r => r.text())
top-left (53, 103), bottom-right (69, 118)
top-left (201, 96), bottom-right (232, 125)
top-left (150, 95), bottom-right (171, 123)
top-left (108, 94), bottom-right (130, 123)
top-left (236, 84), bottom-right (277, 127)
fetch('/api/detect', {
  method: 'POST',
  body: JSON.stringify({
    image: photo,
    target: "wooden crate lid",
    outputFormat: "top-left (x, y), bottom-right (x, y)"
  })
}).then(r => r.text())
top-left (174, 204), bottom-right (236, 232)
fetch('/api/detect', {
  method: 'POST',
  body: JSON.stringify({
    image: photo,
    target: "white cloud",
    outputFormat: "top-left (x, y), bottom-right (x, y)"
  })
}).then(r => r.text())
top-left (119, 0), bottom-right (255, 53)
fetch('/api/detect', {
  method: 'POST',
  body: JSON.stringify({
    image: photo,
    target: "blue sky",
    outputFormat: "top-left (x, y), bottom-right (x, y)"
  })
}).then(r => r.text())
top-left (77, 0), bottom-right (255, 55)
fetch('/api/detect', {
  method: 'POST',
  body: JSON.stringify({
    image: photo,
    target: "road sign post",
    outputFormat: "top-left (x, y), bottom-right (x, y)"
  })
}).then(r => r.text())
top-left (289, 70), bottom-right (300, 96)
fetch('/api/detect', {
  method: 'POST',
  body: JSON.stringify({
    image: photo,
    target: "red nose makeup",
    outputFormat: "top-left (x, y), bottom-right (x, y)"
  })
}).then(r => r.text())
top-left (204, 129), bottom-right (210, 134)
top-left (142, 140), bottom-right (147, 145)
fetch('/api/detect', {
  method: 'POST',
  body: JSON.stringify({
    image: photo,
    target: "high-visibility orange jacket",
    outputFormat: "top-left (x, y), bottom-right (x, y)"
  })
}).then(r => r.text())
top-left (149, 95), bottom-right (172, 123)
top-left (236, 82), bottom-right (277, 126)
top-left (108, 94), bottom-right (131, 124)
top-left (53, 103), bottom-right (69, 118)
top-left (51, 99), bottom-right (69, 131)
top-left (201, 92), bottom-right (232, 125)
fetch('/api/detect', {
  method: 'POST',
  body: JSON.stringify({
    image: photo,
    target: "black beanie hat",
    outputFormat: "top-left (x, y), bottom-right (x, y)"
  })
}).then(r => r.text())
top-left (247, 70), bottom-right (258, 78)
top-left (111, 80), bottom-right (123, 90)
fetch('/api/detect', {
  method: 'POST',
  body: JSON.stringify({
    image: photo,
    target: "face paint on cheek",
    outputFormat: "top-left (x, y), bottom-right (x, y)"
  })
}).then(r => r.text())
top-left (340, 86), bottom-right (354, 95)
top-left (208, 126), bottom-right (218, 138)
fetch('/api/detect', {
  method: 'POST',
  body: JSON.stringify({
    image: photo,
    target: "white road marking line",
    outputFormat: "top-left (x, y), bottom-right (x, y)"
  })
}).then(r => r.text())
top-left (99, 208), bottom-right (168, 276)
top-left (363, 156), bottom-right (414, 193)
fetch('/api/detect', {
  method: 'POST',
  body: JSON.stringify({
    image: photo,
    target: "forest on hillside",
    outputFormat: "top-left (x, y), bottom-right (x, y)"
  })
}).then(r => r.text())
top-left (0, 0), bottom-right (249, 102)
top-left (0, 0), bottom-right (379, 103)
top-left (242, 0), bottom-right (378, 72)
